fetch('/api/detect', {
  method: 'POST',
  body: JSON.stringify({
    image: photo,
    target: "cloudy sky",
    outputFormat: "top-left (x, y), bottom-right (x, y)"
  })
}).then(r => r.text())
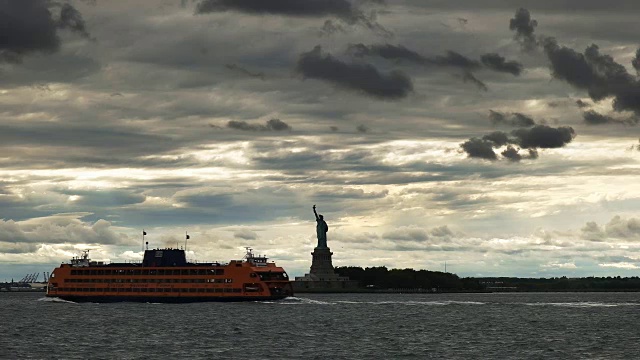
top-left (2, 0), bottom-right (640, 281)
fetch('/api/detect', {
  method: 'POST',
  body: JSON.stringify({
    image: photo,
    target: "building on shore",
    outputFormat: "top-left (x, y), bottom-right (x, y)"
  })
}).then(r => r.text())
top-left (292, 206), bottom-right (358, 292)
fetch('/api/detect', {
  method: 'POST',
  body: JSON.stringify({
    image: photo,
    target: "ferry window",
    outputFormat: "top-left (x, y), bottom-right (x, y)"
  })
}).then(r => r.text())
top-left (126, 269), bottom-right (134, 276)
top-left (142, 270), bottom-right (149, 276)
top-left (225, 279), bottom-right (233, 283)
top-left (189, 269), bottom-right (198, 276)
top-left (172, 288), bottom-right (180, 293)
top-left (224, 288), bottom-right (232, 292)
top-left (197, 279), bottom-right (205, 283)
top-left (207, 269), bottom-right (216, 275)
top-left (105, 270), bottom-right (112, 275)
top-left (197, 288), bottom-right (205, 293)
top-left (149, 269), bottom-right (157, 276)
top-left (189, 288), bottom-right (196, 293)
top-left (125, 288), bottom-right (132, 292)
top-left (133, 270), bottom-right (141, 275)
top-left (235, 263), bottom-right (241, 267)
top-left (90, 270), bottom-right (97, 276)
top-left (233, 289), bottom-right (241, 293)
top-left (133, 288), bottom-right (141, 292)
top-left (172, 270), bottom-right (180, 275)
top-left (215, 288), bottom-right (223, 293)
top-left (206, 288), bottom-right (214, 292)
top-left (97, 270), bottom-right (104, 275)
top-left (216, 269), bottom-right (224, 275)
top-left (157, 269), bottom-right (165, 276)
top-left (71, 270), bottom-right (78, 275)
top-left (197, 269), bottom-right (206, 275)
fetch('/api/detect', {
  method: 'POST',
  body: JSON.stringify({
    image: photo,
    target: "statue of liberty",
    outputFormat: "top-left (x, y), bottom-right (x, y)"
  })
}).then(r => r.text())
top-left (312, 204), bottom-right (328, 248)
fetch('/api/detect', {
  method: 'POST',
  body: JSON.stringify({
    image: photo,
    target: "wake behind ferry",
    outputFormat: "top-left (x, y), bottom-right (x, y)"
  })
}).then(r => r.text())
top-left (46, 247), bottom-right (293, 302)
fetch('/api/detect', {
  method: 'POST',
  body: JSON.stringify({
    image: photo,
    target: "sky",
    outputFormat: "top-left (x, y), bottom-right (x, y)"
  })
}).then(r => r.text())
top-left (2, 0), bottom-right (640, 281)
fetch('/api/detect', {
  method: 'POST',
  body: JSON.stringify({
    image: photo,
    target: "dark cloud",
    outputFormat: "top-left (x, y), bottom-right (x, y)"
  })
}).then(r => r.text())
top-left (460, 138), bottom-right (498, 160)
top-left (501, 146), bottom-right (538, 162)
top-left (576, 99), bottom-right (590, 108)
top-left (225, 63), bottom-right (265, 80)
top-left (509, 8), bottom-right (538, 51)
top-left (296, 46), bottom-right (413, 99)
top-left (480, 53), bottom-right (523, 76)
top-left (349, 43), bottom-right (426, 64)
top-left (489, 110), bottom-right (535, 127)
top-left (195, 0), bottom-right (354, 17)
top-left (461, 125), bottom-right (575, 160)
top-left (461, 71), bottom-right (487, 91)
top-left (431, 51), bottom-right (481, 70)
top-left (0, 0), bottom-right (60, 62)
top-left (632, 48), bottom-right (640, 75)
top-left (195, 0), bottom-right (391, 36)
top-left (349, 44), bottom-right (493, 71)
top-left (57, 3), bottom-right (92, 39)
top-left (543, 39), bottom-right (640, 115)
top-left (227, 118), bottom-right (292, 131)
top-left (511, 125), bottom-right (575, 149)
top-left (582, 110), bottom-right (638, 126)
top-left (501, 146), bottom-right (521, 162)
top-left (349, 44), bottom-right (522, 93)
top-left (0, 1), bottom-right (91, 63)
top-left (482, 131), bottom-right (509, 146)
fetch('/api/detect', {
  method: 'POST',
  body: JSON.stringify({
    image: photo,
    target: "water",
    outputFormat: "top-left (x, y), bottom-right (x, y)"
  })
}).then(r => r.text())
top-left (2, 292), bottom-right (639, 359)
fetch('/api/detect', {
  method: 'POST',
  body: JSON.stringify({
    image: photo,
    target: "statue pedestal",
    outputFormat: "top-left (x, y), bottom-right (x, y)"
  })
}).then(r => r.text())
top-left (309, 247), bottom-right (339, 281)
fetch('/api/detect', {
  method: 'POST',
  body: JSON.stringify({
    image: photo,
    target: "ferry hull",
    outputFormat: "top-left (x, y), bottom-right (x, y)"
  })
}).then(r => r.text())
top-left (48, 294), bottom-right (290, 303)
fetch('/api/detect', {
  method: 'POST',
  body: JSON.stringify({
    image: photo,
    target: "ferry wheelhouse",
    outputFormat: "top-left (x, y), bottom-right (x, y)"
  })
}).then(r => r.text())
top-left (46, 248), bottom-right (293, 302)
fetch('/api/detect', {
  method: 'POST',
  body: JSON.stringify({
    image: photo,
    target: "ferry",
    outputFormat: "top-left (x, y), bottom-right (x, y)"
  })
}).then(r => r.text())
top-left (46, 247), bottom-right (293, 302)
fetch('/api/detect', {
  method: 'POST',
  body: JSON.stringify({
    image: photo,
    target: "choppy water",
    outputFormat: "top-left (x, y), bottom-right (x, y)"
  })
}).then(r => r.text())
top-left (2, 292), bottom-right (639, 359)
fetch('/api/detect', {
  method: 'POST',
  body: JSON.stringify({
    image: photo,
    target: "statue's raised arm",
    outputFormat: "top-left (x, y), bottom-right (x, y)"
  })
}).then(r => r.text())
top-left (313, 204), bottom-right (319, 220)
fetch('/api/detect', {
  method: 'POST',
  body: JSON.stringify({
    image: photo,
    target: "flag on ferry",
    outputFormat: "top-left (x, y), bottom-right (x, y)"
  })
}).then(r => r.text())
top-left (143, 230), bottom-right (147, 235)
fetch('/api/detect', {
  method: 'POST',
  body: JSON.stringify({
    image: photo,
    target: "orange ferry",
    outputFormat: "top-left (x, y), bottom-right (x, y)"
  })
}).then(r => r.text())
top-left (46, 247), bottom-right (293, 302)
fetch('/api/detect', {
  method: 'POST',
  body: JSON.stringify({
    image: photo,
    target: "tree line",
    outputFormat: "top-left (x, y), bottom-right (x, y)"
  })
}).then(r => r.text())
top-left (334, 266), bottom-right (640, 292)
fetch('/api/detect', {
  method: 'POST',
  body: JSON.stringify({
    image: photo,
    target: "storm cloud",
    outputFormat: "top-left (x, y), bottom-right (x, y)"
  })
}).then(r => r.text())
top-left (543, 39), bottom-right (640, 115)
top-left (227, 118), bottom-right (292, 131)
top-left (509, 8), bottom-right (538, 51)
top-left (480, 53), bottom-right (523, 76)
top-left (460, 125), bottom-right (575, 161)
top-left (0, 1), bottom-right (91, 63)
top-left (582, 110), bottom-right (637, 125)
top-left (195, 0), bottom-right (355, 18)
top-left (489, 110), bottom-right (535, 127)
top-left (350, 44), bottom-right (523, 77)
top-left (632, 48), bottom-right (640, 75)
top-left (194, 0), bottom-right (390, 35)
top-left (296, 45), bottom-right (413, 99)
top-left (511, 125), bottom-right (575, 149)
